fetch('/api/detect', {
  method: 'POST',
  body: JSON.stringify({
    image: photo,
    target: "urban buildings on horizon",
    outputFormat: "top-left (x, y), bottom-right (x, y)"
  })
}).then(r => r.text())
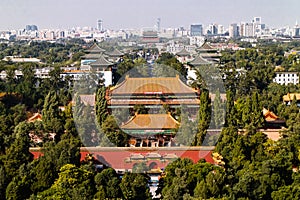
top-left (0, 16), bottom-right (300, 41)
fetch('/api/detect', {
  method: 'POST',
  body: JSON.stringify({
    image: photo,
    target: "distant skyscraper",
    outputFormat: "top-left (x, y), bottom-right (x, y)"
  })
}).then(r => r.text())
top-left (157, 18), bottom-right (161, 33)
top-left (190, 24), bottom-right (203, 36)
top-left (240, 22), bottom-right (246, 36)
top-left (229, 23), bottom-right (239, 38)
top-left (293, 21), bottom-right (300, 37)
top-left (253, 17), bottom-right (262, 24)
top-left (97, 19), bottom-right (103, 31)
top-left (208, 24), bottom-right (218, 35)
top-left (244, 23), bottom-right (255, 37)
top-left (218, 24), bottom-right (224, 34)
top-left (25, 25), bottom-right (38, 31)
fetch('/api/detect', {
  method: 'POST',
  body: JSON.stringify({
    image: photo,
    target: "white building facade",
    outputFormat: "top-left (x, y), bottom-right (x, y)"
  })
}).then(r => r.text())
top-left (273, 72), bottom-right (299, 85)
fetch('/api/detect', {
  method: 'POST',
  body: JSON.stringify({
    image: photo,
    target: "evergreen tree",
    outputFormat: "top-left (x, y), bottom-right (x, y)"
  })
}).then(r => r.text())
top-left (250, 91), bottom-right (264, 128)
top-left (2, 122), bottom-right (33, 180)
top-left (225, 90), bottom-right (237, 127)
top-left (101, 115), bottom-right (128, 147)
top-left (42, 91), bottom-right (63, 140)
top-left (95, 86), bottom-right (108, 127)
top-left (213, 89), bottom-right (225, 129)
top-left (94, 168), bottom-right (122, 199)
top-left (120, 173), bottom-right (152, 200)
top-left (5, 163), bottom-right (35, 200)
top-left (175, 111), bottom-right (195, 146)
top-left (194, 89), bottom-right (211, 146)
top-left (36, 164), bottom-right (95, 200)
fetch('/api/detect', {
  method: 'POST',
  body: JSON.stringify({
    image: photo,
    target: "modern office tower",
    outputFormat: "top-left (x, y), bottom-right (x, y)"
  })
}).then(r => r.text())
top-left (97, 19), bottom-right (103, 31)
top-left (31, 25), bottom-right (38, 31)
top-left (240, 22), bottom-right (245, 37)
top-left (229, 23), bottom-right (239, 38)
top-left (293, 21), bottom-right (300, 37)
top-left (59, 31), bottom-right (65, 38)
top-left (253, 17), bottom-right (264, 36)
top-left (25, 25), bottom-right (38, 31)
top-left (244, 23), bottom-right (255, 37)
top-left (208, 24), bottom-right (218, 35)
top-left (190, 24), bottom-right (203, 36)
top-left (253, 17), bottom-right (262, 24)
top-left (218, 24), bottom-right (224, 34)
top-left (157, 18), bottom-right (161, 33)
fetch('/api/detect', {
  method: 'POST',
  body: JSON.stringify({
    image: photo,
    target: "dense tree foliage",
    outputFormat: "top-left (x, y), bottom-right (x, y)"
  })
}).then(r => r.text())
top-left (0, 40), bottom-right (299, 200)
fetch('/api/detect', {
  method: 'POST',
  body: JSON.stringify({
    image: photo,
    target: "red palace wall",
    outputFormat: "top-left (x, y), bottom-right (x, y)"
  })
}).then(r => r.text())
top-left (30, 147), bottom-right (215, 171)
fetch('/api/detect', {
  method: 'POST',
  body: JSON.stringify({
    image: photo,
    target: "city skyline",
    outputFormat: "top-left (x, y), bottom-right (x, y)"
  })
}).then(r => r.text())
top-left (0, 0), bottom-right (300, 30)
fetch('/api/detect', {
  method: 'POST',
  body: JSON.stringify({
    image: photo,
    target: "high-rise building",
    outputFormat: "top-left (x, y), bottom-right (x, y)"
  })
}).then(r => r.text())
top-left (97, 19), bottom-right (103, 31)
top-left (293, 21), bottom-right (300, 37)
top-left (240, 22), bottom-right (245, 37)
top-left (218, 25), bottom-right (224, 34)
top-left (253, 17), bottom-right (262, 24)
top-left (25, 25), bottom-right (38, 31)
top-left (208, 24), bottom-right (218, 35)
top-left (229, 23), bottom-right (239, 38)
top-left (244, 23), bottom-right (255, 37)
top-left (190, 24), bottom-right (203, 36)
top-left (157, 18), bottom-right (161, 33)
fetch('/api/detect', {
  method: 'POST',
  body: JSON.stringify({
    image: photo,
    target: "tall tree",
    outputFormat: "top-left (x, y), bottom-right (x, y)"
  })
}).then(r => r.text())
top-left (42, 91), bottom-right (63, 140)
top-left (194, 89), bottom-right (211, 146)
top-left (250, 91), bottom-right (264, 128)
top-left (2, 122), bottom-right (33, 180)
top-left (120, 173), bottom-right (152, 200)
top-left (36, 164), bottom-right (95, 200)
top-left (213, 89), bottom-right (225, 129)
top-left (225, 90), bottom-right (237, 127)
top-left (94, 168), bottom-right (122, 199)
top-left (175, 111), bottom-right (195, 146)
top-left (95, 86), bottom-right (108, 127)
top-left (101, 115), bottom-right (128, 147)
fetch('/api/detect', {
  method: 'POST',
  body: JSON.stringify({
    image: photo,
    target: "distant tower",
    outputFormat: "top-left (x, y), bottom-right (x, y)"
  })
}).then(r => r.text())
top-left (253, 17), bottom-right (262, 24)
top-left (293, 20), bottom-right (300, 37)
top-left (97, 19), bottom-right (103, 31)
top-left (190, 24), bottom-right (203, 36)
top-left (157, 18), bottom-right (161, 33)
top-left (229, 23), bottom-right (239, 38)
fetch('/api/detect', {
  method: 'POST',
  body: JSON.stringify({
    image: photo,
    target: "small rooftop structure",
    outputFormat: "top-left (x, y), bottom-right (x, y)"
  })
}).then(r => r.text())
top-left (175, 48), bottom-right (191, 57)
top-left (107, 48), bottom-right (124, 57)
top-left (188, 55), bottom-right (211, 66)
top-left (283, 93), bottom-right (300, 102)
top-left (28, 113), bottom-right (42, 123)
top-left (90, 54), bottom-right (114, 69)
top-left (197, 42), bottom-right (217, 52)
top-left (79, 94), bottom-right (96, 106)
top-left (85, 43), bottom-right (106, 53)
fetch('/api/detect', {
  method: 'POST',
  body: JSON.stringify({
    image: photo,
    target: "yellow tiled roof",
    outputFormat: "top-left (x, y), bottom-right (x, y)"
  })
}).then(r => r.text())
top-left (110, 75), bottom-right (198, 95)
top-left (121, 113), bottom-right (180, 130)
top-left (283, 93), bottom-right (300, 102)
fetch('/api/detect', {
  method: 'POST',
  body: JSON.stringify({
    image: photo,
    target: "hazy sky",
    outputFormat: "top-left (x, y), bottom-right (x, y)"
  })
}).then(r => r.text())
top-left (0, 0), bottom-right (299, 30)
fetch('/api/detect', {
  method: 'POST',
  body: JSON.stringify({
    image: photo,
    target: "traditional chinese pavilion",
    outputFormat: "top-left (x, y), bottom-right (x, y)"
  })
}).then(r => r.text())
top-left (80, 44), bottom-right (114, 86)
top-left (81, 43), bottom-right (106, 66)
top-left (197, 42), bottom-right (221, 63)
top-left (283, 93), bottom-right (300, 107)
top-left (121, 113), bottom-right (180, 147)
top-left (142, 30), bottom-right (160, 43)
top-left (175, 48), bottom-right (192, 63)
top-left (106, 75), bottom-right (200, 113)
top-left (188, 54), bottom-right (212, 67)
